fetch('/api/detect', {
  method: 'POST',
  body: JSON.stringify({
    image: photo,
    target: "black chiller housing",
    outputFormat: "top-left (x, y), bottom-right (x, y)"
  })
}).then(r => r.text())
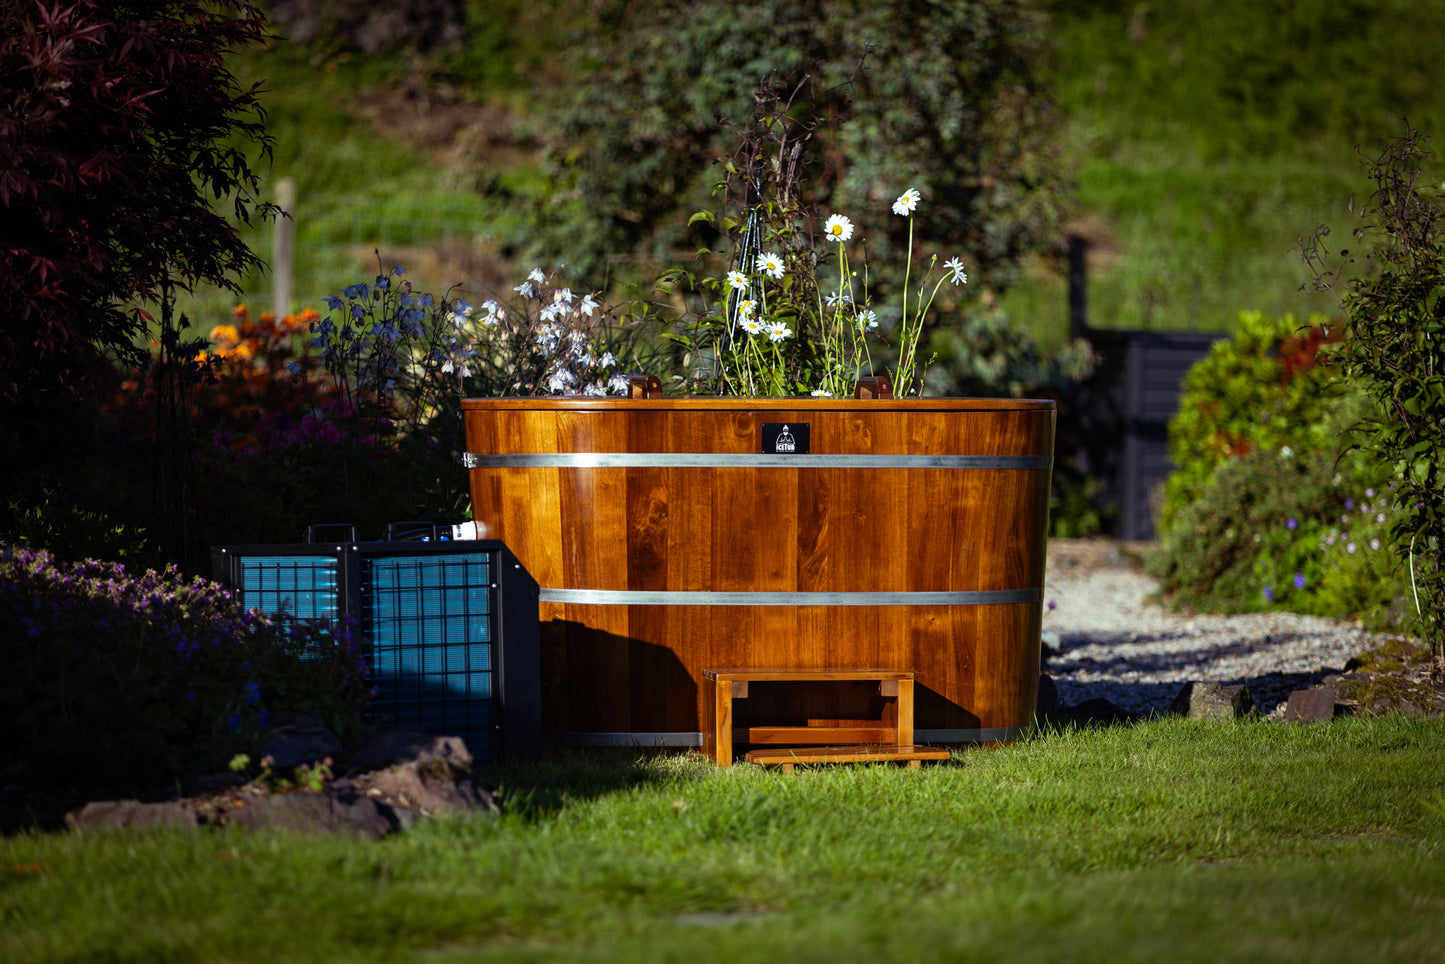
top-left (211, 527), bottom-right (541, 763)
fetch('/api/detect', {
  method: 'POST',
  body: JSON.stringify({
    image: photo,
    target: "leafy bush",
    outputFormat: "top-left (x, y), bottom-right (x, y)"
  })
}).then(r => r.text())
top-left (1148, 310), bottom-right (1406, 622)
top-left (535, 0), bottom-right (1068, 294)
top-left (1302, 124), bottom-right (1445, 677)
top-left (1148, 448), bottom-right (1403, 622)
top-left (1, 484), bottom-right (157, 570)
top-left (0, 546), bottom-right (370, 788)
top-left (1158, 310), bottom-right (1352, 529)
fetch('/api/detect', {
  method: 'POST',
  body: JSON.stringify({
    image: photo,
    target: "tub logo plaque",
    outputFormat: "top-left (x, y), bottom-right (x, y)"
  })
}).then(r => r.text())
top-left (761, 423), bottom-right (809, 454)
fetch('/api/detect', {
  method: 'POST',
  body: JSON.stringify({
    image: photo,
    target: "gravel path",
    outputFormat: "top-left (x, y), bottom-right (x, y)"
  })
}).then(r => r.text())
top-left (1041, 541), bottom-right (1386, 718)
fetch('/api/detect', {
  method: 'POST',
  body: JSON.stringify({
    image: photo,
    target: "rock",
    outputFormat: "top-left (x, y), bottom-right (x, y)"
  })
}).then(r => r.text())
top-left (66, 800), bottom-right (200, 832)
top-left (1036, 674), bottom-right (1059, 716)
top-left (1168, 681), bottom-right (1255, 720)
top-left (345, 728), bottom-right (474, 773)
top-left (227, 784), bottom-right (399, 839)
top-left (1282, 686), bottom-right (1338, 723)
top-left (1066, 697), bottom-right (1134, 726)
top-left (1040, 631), bottom-right (1061, 661)
top-left (260, 712), bottom-right (343, 770)
top-left (360, 760), bottom-right (500, 818)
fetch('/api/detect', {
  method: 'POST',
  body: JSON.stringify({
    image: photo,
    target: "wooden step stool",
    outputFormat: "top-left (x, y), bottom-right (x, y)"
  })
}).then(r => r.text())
top-left (702, 668), bottom-right (943, 769)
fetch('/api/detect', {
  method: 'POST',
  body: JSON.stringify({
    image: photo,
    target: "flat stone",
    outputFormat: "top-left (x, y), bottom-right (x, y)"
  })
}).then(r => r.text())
top-left (1169, 681), bottom-right (1255, 720)
top-left (66, 800), bottom-right (200, 832)
top-left (361, 761), bottom-right (500, 818)
top-left (1283, 686), bottom-right (1338, 723)
top-left (227, 786), bottom-right (399, 838)
top-left (1036, 674), bottom-right (1060, 716)
top-left (1066, 697), bottom-right (1134, 725)
top-left (345, 728), bottom-right (474, 773)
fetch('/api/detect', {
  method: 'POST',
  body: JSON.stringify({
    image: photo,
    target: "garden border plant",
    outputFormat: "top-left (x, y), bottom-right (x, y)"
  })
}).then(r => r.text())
top-left (1301, 123), bottom-right (1445, 677)
top-left (0, 545), bottom-right (371, 790)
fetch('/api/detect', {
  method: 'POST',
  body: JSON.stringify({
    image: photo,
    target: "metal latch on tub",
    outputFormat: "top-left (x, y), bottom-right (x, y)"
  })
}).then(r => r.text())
top-left (459, 452), bottom-right (483, 468)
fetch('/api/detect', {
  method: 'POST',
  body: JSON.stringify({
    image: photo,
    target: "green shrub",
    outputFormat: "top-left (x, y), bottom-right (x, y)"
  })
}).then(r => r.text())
top-left (1302, 124), bottom-right (1445, 676)
top-left (1148, 448), bottom-right (1403, 621)
top-left (1159, 310), bottom-right (1352, 529)
top-left (1, 484), bottom-right (157, 570)
top-left (0, 546), bottom-right (371, 789)
top-left (1149, 310), bottom-right (1406, 622)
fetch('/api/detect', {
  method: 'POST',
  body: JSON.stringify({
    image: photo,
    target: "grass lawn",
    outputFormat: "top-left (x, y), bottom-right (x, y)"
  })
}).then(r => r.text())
top-left (4, 714), bottom-right (1443, 963)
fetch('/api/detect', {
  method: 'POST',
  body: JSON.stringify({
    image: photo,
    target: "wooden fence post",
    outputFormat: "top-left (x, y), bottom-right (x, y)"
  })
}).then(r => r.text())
top-left (273, 176), bottom-right (296, 319)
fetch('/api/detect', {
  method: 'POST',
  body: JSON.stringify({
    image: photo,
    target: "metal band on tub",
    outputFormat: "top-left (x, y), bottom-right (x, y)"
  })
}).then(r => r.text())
top-left (538, 588), bottom-right (1042, 607)
top-left (460, 452), bottom-right (1053, 470)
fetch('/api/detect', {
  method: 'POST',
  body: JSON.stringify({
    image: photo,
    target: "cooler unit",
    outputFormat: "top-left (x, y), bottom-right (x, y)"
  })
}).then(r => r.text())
top-left (212, 527), bottom-right (541, 763)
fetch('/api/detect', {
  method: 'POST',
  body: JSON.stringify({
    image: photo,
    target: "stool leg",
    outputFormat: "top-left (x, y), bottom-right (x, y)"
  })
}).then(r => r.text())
top-left (896, 678), bottom-right (915, 746)
top-left (714, 678), bottom-right (734, 766)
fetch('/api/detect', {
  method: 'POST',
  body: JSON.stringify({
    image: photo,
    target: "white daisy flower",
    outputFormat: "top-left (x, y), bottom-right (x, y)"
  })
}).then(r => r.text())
top-left (811, 389), bottom-right (833, 397)
top-left (725, 270), bottom-right (749, 292)
top-left (944, 257), bottom-right (968, 286)
top-left (892, 188), bottom-right (921, 216)
top-left (756, 251), bottom-right (786, 279)
top-left (859, 309), bottom-right (878, 330)
top-left (766, 321), bottom-right (793, 342)
top-left (736, 298), bottom-right (757, 320)
top-left (824, 213), bottom-right (854, 242)
top-left (740, 318), bottom-right (764, 335)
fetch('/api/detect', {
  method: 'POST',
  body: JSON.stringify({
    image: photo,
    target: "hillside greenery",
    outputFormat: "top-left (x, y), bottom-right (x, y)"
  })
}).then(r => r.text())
top-left (172, 0), bottom-right (1445, 350)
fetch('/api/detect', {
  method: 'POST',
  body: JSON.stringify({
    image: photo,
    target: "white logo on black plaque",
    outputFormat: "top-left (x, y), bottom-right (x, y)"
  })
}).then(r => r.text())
top-left (761, 423), bottom-right (809, 453)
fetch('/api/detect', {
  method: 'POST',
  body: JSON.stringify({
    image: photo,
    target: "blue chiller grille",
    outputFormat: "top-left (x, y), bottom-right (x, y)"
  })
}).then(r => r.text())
top-left (239, 555), bottom-right (339, 623)
top-left (364, 554), bottom-right (494, 747)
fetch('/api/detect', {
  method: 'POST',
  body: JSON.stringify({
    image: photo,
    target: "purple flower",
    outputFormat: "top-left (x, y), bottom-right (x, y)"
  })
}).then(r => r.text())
top-left (1264, 586), bottom-right (1275, 602)
top-left (1046, 599), bottom-right (1057, 611)
top-left (1293, 573), bottom-right (1307, 590)
top-left (1345, 498), bottom-right (1355, 511)
top-left (1286, 518), bottom-right (1297, 530)
top-left (243, 681), bottom-right (261, 706)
